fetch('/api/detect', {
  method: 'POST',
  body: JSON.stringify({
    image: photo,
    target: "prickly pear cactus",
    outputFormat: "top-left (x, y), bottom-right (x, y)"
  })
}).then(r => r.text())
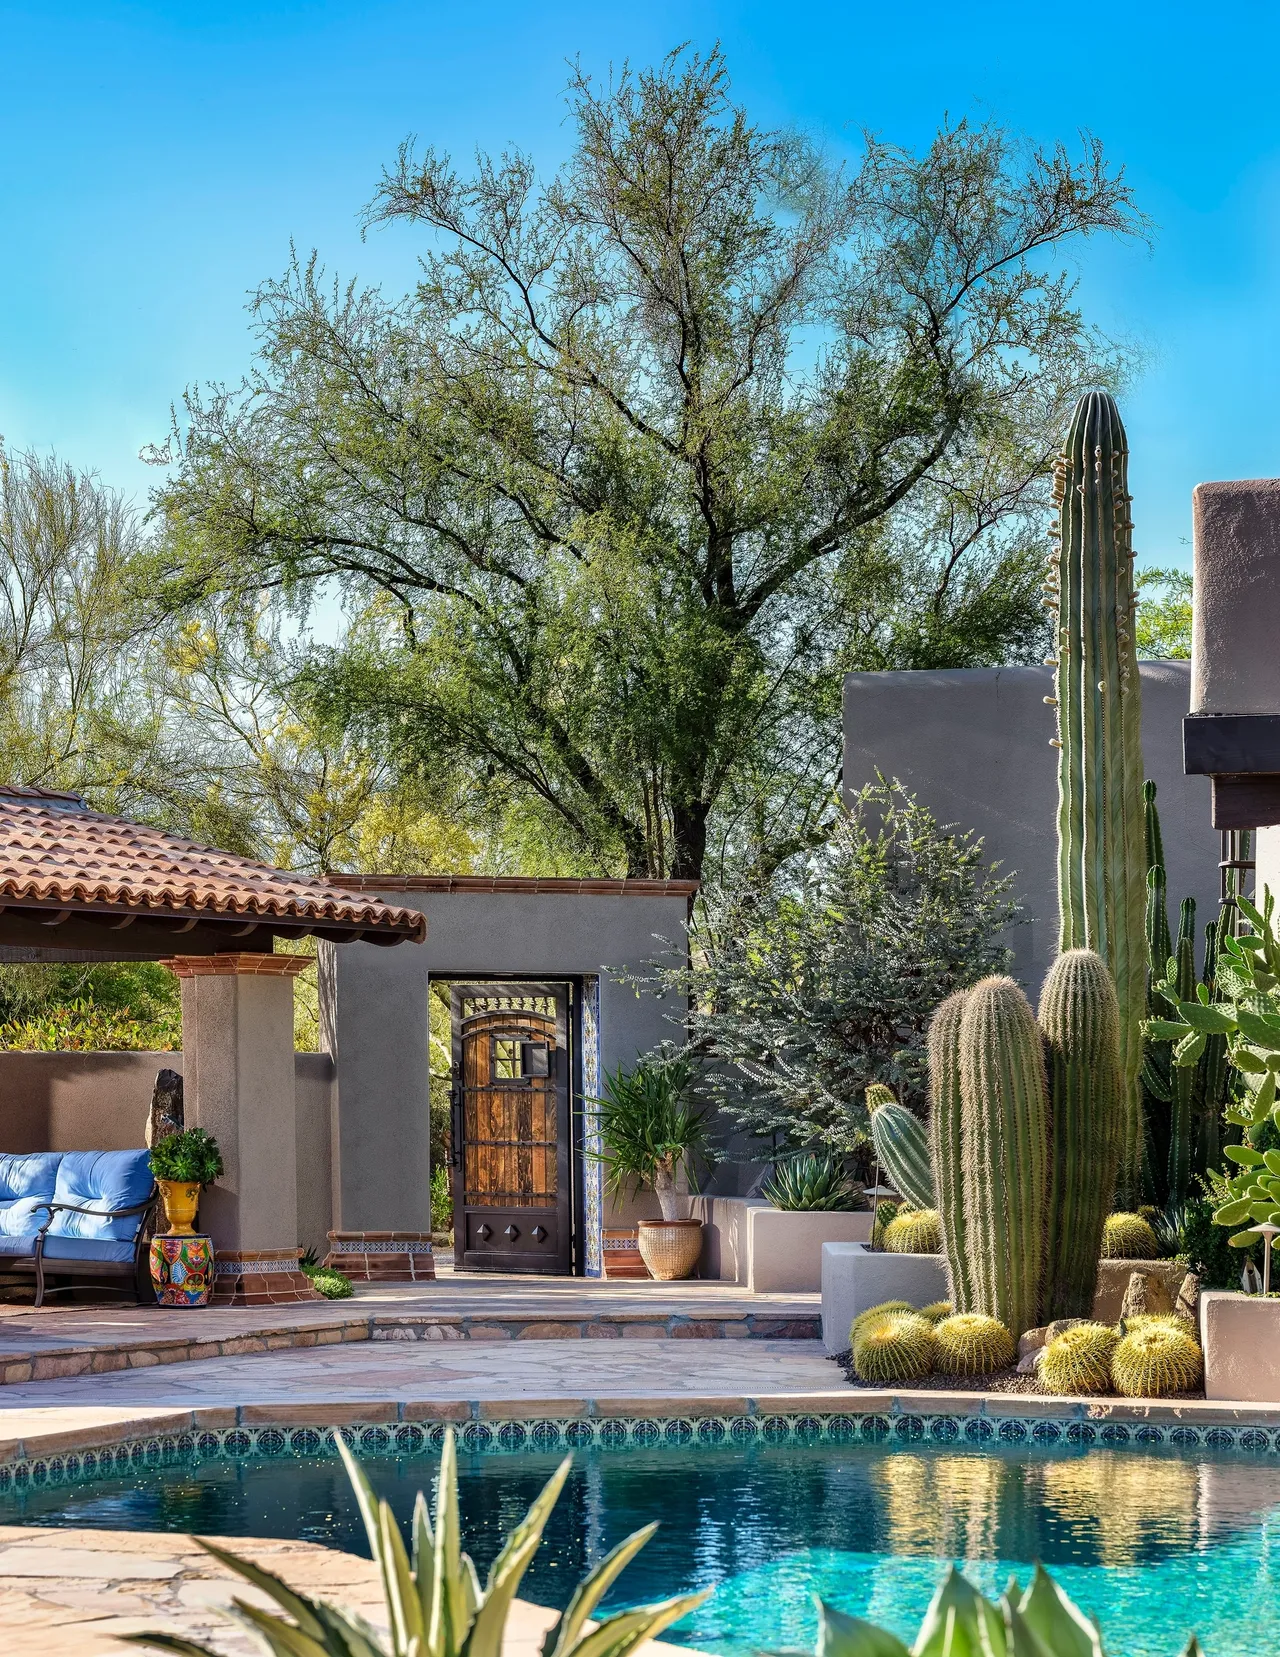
top-left (1047, 391), bottom-right (1147, 1195)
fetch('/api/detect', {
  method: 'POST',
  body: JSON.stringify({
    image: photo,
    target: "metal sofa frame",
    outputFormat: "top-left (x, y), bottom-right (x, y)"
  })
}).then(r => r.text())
top-left (0, 1189), bottom-right (159, 1308)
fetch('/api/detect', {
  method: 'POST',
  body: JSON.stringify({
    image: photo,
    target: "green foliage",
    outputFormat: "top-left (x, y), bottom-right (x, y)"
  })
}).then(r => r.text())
top-left (1101, 1212), bottom-right (1160, 1259)
top-left (1181, 1192), bottom-right (1257, 1288)
top-left (851, 1310), bottom-right (937, 1384)
top-left (1142, 781), bottom-right (1229, 1206)
top-left (152, 49), bottom-right (1141, 884)
top-left (813, 1560), bottom-right (1202, 1657)
top-left (650, 780), bottom-right (1016, 1155)
top-left (957, 977), bottom-right (1048, 1335)
top-left (1039, 949), bottom-right (1125, 1320)
top-left (1135, 566), bottom-right (1193, 660)
top-left (430, 1166), bottom-right (453, 1233)
top-left (762, 1153), bottom-right (861, 1212)
top-left (148, 1129), bottom-right (224, 1186)
top-left (882, 1208), bottom-right (941, 1254)
top-left (1111, 1321), bottom-right (1203, 1397)
top-left (588, 1051), bottom-right (709, 1221)
top-left (123, 1427), bottom-right (706, 1657)
top-left (1048, 392), bottom-right (1148, 1195)
top-left (1040, 1321), bottom-right (1119, 1395)
top-left (933, 1313), bottom-right (1015, 1376)
top-left (0, 961), bottom-right (181, 1052)
top-left (868, 1090), bottom-right (935, 1210)
top-left (301, 1264), bottom-right (354, 1300)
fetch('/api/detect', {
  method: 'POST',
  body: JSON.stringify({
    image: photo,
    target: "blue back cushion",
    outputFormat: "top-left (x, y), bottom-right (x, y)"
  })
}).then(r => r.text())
top-left (0, 1153), bottom-right (61, 1203)
top-left (47, 1151), bottom-right (154, 1242)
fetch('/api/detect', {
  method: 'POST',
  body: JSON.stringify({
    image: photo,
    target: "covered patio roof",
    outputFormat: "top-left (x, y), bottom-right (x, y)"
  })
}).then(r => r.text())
top-left (0, 786), bottom-right (426, 960)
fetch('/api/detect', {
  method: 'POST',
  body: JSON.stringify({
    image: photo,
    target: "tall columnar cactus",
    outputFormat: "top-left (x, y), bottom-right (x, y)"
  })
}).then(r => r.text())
top-left (1048, 391), bottom-right (1147, 1195)
top-left (928, 991), bottom-right (973, 1312)
top-left (1039, 949), bottom-right (1124, 1320)
top-left (957, 977), bottom-right (1049, 1335)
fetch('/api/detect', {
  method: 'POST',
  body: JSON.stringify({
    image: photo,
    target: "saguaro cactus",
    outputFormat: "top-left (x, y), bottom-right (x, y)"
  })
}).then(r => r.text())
top-left (1039, 949), bottom-right (1124, 1320)
top-left (1048, 391), bottom-right (1147, 1195)
top-left (957, 977), bottom-right (1049, 1335)
top-left (928, 991), bottom-right (973, 1312)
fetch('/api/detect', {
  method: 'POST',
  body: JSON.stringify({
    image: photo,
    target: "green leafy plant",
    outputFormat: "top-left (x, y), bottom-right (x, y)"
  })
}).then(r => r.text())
top-left (148, 1128), bottom-right (224, 1186)
top-left (0, 996), bottom-right (180, 1052)
top-left (589, 1051), bottom-right (708, 1221)
top-left (813, 1560), bottom-right (1203, 1657)
top-left (762, 1152), bottom-right (861, 1212)
top-left (300, 1260), bottom-right (354, 1300)
top-left (431, 1165), bottom-right (452, 1232)
top-left (123, 1427), bottom-right (706, 1657)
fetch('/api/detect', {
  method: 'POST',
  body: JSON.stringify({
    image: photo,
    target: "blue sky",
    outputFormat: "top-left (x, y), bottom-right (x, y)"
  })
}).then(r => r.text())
top-left (3, 1), bottom-right (1279, 567)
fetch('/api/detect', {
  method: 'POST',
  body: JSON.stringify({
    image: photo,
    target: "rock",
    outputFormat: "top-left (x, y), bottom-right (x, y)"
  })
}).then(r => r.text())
top-left (1018, 1326), bottom-right (1048, 1358)
top-left (1092, 1257), bottom-right (1185, 1321)
top-left (1044, 1318), bottom-right (1087, 1342)
top-left (146, 1068), bottom-right (184, 1148)
top-left (1119, 1269), bottom-right (1174, 1321)
top-left (1016, 1347), bottom-right (1044, 1375)
top-left (1174, 1271), bottom-right (1201, 1322)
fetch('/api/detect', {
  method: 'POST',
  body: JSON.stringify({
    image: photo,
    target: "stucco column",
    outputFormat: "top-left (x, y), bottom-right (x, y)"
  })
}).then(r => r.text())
top-left (167, 953), bottom-right (318, 1304)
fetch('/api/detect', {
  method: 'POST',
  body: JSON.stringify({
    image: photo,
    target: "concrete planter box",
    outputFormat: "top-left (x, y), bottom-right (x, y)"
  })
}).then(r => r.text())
top-left (689, 1196), bottom-right (769, 1283)
top-left (747, 1208), bottom-right (874, 1294)
top-left (1201, 1291), bottom-right (1280, 1402)
top-left (821, 1241), bottom-right (948, 1355)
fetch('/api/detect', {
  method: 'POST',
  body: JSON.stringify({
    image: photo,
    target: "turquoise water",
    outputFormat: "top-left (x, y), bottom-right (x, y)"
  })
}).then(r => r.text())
top-left (3, 1438), bottom-right (1278, 1656)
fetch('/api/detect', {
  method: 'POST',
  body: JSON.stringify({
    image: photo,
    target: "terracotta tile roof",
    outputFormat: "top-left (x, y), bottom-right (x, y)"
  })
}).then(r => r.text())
top-left (0, 788), bottom-right (426, 940)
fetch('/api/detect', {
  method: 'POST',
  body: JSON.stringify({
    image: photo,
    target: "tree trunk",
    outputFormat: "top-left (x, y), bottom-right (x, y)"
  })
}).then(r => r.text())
top-left (653, 1161), bottom-right (681, 1221)
top-left (670, 800), bottom-right (710, 882)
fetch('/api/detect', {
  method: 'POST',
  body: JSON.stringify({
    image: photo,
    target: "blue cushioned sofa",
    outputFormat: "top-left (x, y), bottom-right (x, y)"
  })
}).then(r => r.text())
top-left (0, 1150), bottom-right (157, 1306)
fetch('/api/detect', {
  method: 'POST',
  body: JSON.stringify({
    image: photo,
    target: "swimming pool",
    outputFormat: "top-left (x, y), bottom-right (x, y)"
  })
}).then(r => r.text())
top-left (4, 1427), bottom-right (1277, 1657)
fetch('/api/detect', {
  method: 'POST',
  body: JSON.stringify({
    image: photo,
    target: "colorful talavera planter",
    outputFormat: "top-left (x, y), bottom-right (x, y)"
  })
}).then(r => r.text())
top-left (149, 1233), bottom-right (214, 1306)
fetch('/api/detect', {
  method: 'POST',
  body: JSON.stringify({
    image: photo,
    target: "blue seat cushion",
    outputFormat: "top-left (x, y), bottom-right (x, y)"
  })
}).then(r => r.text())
top-left (47, 1151), bottom-right (153, 1243)
top-left (0, 1231), bottom-right (37, 1257)
top-left (40, 1235), bottom-right (136, 1265)
top-left (0, 1196), bottom-right (52, 1238)
top-left (0, 1153), bottom-right (61, 1203)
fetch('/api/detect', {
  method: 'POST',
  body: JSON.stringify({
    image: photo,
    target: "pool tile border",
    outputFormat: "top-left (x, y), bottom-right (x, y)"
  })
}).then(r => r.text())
top-left (4, 1401), bottom-right (1280, 1496)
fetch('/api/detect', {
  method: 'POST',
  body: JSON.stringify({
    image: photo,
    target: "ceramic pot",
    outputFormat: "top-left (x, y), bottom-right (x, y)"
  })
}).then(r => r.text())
top-left (157, 1178), bottom-right (200, 1237)
top-left (149, 1233), bottom-right (214, 1306)
top-left (636, 1218), bottom-right (703, 1281)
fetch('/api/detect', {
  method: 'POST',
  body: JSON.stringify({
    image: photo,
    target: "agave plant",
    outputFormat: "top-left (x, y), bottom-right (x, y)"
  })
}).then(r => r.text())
top-left (763, 1151), bottom-right (861, 1212)
top-left (122, 1429), bottom-right (708, 1657)
top-left (814, 1561), bottom-right (1203, 1657)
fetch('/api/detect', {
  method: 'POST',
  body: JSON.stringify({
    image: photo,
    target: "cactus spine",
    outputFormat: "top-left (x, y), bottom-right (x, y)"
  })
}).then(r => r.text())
top-left (928, 991), bottom-right (973, 1312)
top-left (957, 977), bottom-right (1049, 1335)
top-left (1039, 950), bottom-right (1124, 1321)
top-left (1049, 391), bottom-right (1147, 1195)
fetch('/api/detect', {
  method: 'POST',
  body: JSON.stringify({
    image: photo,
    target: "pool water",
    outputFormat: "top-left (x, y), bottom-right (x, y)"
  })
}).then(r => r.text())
top-left (5, 1439), bottom-right (1279, 1657)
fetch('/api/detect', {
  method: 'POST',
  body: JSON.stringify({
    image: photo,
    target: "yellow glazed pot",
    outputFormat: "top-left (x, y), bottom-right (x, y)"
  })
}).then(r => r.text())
top-left (157, 1178), bottom-right (200, 1237)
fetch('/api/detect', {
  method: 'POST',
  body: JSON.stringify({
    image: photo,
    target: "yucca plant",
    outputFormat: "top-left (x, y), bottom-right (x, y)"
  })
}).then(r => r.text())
top-left (762, 1151), bottom-right (860, 1211)
top-left (588, 1051), bottom-right (709, 1220)
top-left (123, 1429), bottom-right (707, 1657)
top-left (813, 1560), bottom-right (1203, 1657)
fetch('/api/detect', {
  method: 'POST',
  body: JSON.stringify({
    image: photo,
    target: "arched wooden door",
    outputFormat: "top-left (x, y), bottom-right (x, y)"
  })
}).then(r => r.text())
top-left (449, 983), bottom-right (573, 1273)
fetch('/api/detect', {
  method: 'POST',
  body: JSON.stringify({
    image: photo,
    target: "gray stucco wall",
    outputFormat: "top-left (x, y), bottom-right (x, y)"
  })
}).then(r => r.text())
top-left (318, 890), bottom-right (690, 1234)
top-left (843, 661), bottom-right (1219, 997)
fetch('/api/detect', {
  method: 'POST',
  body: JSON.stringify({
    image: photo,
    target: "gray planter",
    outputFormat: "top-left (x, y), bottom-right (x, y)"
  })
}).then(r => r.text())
top-left (820, 1241), bottom-right (948, 1355)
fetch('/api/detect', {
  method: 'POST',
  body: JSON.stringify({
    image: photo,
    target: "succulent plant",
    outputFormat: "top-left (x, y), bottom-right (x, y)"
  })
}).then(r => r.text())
top-left (933, 1313), bottom-right (1015, 1377)
top-left (918, 1299), bottom-right (953, 1323)
top-left (928, 989), bottom-right (973, 1312)
top-left (762, 1151), bottom-right (860, 1212)
top-left (1039, 1321), bottom-right (1119, 1395)
top-left (1111, 1320), bottom-right (1203, 1397)
top-left (1102, 1211), bottom-right (1160, 1260)
top-left (123, 1428), bottom-right (705, 1657)
top-left (852, 1310), bottom-right (937, 1384)
top-left (867, 1085), bottom-right (935, 1210)
top-left (813, 1562), bottom-right (1205, 1657)
top-left (1039, 949), bottom-right (1125, 1320)
top-left (1047, 390), bottom-right (1147, 1195)
top-left (882, 1207), bottom-right (941, 1254)
top-left (849, 1299), bottom-right (913, 1349)
top-left (957, 976), bottom-right (1048, 1335)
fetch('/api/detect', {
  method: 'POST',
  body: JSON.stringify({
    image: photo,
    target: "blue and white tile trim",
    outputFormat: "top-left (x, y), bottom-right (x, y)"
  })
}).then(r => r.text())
top-left (3, 1409), bottom-right (1280, 1496)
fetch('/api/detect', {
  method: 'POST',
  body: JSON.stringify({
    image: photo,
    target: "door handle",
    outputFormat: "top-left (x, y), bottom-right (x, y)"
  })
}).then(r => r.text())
top-left (450, 1088), bottom-right (463, 1170)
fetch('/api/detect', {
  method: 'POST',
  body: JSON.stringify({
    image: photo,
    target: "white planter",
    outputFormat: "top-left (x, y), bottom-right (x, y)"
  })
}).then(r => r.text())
top-left (821, 1241), bottom-right (948, 1355)
top-left (747, 1208), bottom-right (874, 1294)
top-left (1201, 1291), bottom-right (1280, 1402)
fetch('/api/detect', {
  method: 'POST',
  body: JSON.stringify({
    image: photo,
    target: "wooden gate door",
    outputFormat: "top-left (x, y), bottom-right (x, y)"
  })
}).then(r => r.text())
top-left (449, 983), bottom-right (573, 1273)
